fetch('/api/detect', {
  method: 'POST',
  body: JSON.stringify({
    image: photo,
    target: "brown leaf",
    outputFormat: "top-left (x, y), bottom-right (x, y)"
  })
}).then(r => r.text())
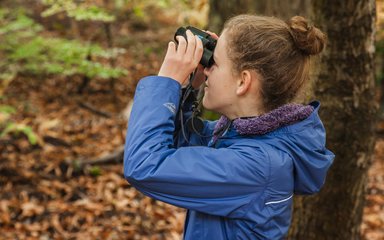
top-left (21, 201), bottom-right (44, 217)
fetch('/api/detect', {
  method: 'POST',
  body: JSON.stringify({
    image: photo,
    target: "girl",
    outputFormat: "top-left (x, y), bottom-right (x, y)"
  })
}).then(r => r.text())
top-left (124, 15), bottom-right (334, 239)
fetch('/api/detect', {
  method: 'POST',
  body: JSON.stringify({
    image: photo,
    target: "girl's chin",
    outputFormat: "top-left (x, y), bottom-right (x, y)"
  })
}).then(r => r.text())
top-left (202, 102), bottom-right (215, 112)
top-left (202, 98), bottom-right (209, 110)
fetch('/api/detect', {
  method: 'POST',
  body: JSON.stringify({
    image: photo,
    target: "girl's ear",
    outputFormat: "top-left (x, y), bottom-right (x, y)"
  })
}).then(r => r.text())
top-left (236, 70), bottom-right (252, 95)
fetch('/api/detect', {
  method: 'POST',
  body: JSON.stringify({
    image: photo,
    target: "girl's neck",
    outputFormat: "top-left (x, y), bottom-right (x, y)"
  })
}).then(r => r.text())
top-left (224, 98), bottom-right (265, 120)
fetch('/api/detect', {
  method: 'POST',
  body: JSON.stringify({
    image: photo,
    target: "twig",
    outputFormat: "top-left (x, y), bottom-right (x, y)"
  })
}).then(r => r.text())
top-left (82, 145), bottom-right (124, 165)
top-left (67, 145), bottom-right (125, 169)
top-left (77, 101), bottom-right (112, 118)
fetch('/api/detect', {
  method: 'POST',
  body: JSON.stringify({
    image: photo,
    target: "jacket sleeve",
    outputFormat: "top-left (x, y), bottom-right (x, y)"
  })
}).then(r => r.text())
top-left (123, 76), bottom-right (268, 218)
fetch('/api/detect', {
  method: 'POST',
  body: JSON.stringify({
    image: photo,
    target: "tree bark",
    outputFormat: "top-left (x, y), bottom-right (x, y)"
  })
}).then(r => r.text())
top-left (208, 0), bottom-right (311, 32)
top-left (208, 0), bottom-right (254, 33)
top-left (259, 0), bottom-right (311, 20)
top-left (288, 0), bottom-right (377, 239)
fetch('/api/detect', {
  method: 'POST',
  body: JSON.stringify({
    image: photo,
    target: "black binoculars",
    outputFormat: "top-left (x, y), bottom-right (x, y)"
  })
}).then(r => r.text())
top-left (174, 26), bottom-right (217, 68)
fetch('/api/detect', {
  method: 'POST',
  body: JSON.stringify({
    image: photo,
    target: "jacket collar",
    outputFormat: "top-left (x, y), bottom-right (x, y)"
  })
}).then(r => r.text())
top-left (213, 103), bottom-right (314, 138)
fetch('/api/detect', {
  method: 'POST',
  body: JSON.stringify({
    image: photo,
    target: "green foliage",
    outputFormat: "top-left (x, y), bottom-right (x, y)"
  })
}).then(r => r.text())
top-left (41, 0), bottom-right (115, 22)
top-left (202, 109), bottom-right (220, 121)
top-left (0, 8), bottom-right (127, 79)
top-left (0, 105), bottom-right (16, 117)
top-left (113, 0), bottom-right (172, 9)
top-left (113, 0), bottom-right (173, 20)
top-left (1, 123), bottom-right (38, 145)
top-left (0, 105), bottom-right (38, 145)
top-left (89, 166), bottom-right (102, 177)
top-left (0, 9), bottom-right (42, 35)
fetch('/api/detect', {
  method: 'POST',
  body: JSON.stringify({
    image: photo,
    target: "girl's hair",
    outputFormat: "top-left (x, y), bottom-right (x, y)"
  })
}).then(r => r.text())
top-left (223, 15), bottom-right (326, 111)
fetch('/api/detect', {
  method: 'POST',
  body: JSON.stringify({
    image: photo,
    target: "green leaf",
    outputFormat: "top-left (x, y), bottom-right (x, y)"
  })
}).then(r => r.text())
top-left (0, 122), bottom-right (16, 137)
top-left (133, 6), bottom-right (144, 18)
top-left (0, 10), bottom-right (42, 35)
top-left (89, 166), bottom-right (102, 177)
top-left (20, 125), bottom-right (38, 145)
top-left (0, 123), bottom-right (38, 145)
top-left (70, 6), bottom-right (115, 22)
top-left (0, 106), bottom-right (16, 124)
top-left (0, 105), bottom-right (16, 114)
top-left (156, 0), bottom-right (170, 8)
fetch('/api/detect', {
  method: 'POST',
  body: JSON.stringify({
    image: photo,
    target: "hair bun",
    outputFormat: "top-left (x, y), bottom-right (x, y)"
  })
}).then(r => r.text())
top-left (288, 16), bottom-right (326, 55)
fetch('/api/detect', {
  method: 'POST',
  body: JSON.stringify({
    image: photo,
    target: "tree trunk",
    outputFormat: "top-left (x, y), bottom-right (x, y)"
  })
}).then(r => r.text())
top-left (208, 0), bottom-right (311, 32)
top-left (288, 0), bottom-right (377, 239)
top-left (258, 0), bottom-right (311, 20)
top-left (208, 0), bottom-right (254, 33)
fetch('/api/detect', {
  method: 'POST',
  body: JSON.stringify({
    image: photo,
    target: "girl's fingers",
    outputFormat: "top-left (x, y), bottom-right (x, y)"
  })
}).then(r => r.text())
top-left (185, 30), bottom-right (196, 58)
top-left (166, 41), bottom-right (176, 56)
top-left (193, 35), bottom-right (203, 64)
top-left (176, 35), bottom-right (187, 55)
top-left (159, 30), bottom-right (204, 83)
top-left (205, 30), bottom-right (219, 40)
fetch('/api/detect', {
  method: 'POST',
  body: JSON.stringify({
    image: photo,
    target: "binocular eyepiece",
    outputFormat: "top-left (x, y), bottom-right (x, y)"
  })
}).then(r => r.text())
top-left (174, 26), bottom-right (217, 68)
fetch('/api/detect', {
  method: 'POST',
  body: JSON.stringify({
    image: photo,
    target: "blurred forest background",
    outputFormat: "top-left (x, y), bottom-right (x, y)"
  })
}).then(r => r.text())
top-left (0, 0), bottom-right (383, 239)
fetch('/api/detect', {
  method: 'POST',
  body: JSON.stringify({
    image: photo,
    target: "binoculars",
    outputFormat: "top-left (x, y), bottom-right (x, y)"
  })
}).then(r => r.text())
top-left (174, 26), bottom-right (217, 68)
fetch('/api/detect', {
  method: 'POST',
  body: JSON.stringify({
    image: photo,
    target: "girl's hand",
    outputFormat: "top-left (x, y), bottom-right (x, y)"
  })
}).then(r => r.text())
top-left (205, 30), bottom-right (219, 40)
top-left (190, 30), bottom-right (219, 89)
top-left (158, 30), bottom-right (203, 86)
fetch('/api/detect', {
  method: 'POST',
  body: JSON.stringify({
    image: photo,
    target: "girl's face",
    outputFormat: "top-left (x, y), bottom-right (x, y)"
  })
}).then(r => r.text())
top-left (203, 31), bottom-right (239, 116)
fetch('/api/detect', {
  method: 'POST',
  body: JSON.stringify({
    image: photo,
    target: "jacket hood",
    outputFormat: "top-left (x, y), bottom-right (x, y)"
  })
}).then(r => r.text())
top-left (213, 101), bottom-right (335, 194)
top-left (279, 101), bottom-right (335, 194)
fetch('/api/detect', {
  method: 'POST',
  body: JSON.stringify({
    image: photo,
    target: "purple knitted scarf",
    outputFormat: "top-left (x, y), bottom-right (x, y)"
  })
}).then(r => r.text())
top-left (213, 103), bottom-right (314, 140)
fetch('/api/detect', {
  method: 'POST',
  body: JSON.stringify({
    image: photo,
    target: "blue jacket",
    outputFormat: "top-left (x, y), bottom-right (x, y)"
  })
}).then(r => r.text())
top-left (124, 76), bottom-right (334, 239)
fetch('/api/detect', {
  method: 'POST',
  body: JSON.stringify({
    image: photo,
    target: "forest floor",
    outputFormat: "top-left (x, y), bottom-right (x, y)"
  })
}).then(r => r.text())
top-left (1, 2), bottom-right (384, 239)
top-left (0, 4), bottom-right (187, 238)
top-left (1, 53), bottom-right (384, 240)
